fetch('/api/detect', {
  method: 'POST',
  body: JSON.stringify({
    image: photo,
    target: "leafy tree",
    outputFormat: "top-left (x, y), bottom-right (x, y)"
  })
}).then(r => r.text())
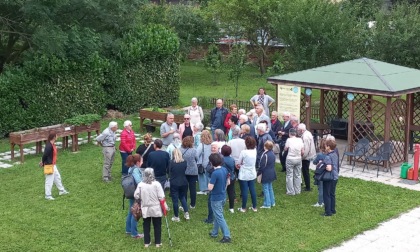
top-left (341, 0), bottom-right (385, 21)
top-left (0, 0), bottom-right (145, 73)
top-left (204, 43), bottom-right (223, 84)
top-left (227, 44), bottom-right (247, 98)
top-left (208, 0), bottom-right (281, 75)
top-left (272, 0), bottom-right (357, 71)
top-left (366, 2), bottom-right (420, 68)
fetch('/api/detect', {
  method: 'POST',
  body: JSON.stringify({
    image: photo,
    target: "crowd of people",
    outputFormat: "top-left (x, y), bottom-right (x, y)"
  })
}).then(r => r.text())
top-left (40, 88), bottom-right (340, 247)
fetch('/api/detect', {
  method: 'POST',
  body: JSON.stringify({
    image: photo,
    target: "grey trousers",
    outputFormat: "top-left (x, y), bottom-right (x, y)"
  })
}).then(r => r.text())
top-left (286, 158), bottom-right (302, 195)
top-left (102, 147), bottom-right (116, 179)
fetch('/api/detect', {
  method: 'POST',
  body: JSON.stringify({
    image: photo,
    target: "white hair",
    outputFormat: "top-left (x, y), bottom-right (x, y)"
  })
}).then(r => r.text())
top-left (283, 111), bottom-right (291, 117)
top-left (109, 121), bottom-right (118, 128)
top-left (326, 135), bottom-right (336, 141)
top-left (123, 120), bottom-right (132, 127)
top-left (298, 123), bottom-right (306, 131)
top-left (238, 109), bottom-right (246, 115)
top-left (256, 123), bottom-right (267, 132)
top-left (191, 97), bottom-right (198, 102)
top-left (195, 122), bottom-right (204, 131)
top-left (239, 114), bottom-right (248, 121)
top-left (272, 111), bottom-right (278, 116)
top-left (290, 116), bottom-right (299, 123)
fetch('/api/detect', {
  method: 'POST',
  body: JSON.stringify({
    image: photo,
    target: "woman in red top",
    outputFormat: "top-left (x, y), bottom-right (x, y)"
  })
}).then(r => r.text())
top-left (224, 104), bottom-right (238, 134)
top-left (120, 120), bottom-right (136, 175)
top-left (42, 130), bottom-right (68, 200)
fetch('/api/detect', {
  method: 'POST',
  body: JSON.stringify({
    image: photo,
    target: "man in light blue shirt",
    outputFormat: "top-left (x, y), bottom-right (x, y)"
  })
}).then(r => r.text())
top-left (96, 121), bottom-right (118, 182)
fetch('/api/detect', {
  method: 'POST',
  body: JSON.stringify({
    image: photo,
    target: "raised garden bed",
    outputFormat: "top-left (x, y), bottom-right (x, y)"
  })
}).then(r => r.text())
top-left (139, 108), bottom-right (184, 132)
top-left (9, 121), bottom-right (100, 163)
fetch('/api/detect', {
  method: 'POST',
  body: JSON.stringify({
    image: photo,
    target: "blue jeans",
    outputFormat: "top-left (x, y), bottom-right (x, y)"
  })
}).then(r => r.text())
top-left (207, 192), bottom-right (213, 222)
top-left (170, 184), bottom-right (188, 217)
top-left (198, 171), bottom-right (209, 192)
top-left (186, 175), bottom-right (198, 207)
top-left (120, 152), bottom-right (131, 175)
top-left (317, 181), bottom-right (324, 204)
top-left (210, 200), bottom-right (230, 238)
top-left (125, 199), bottom-right (139, 236)
top-left (262, 182), bottom-right (275, 207)
top-left (239, 179), bottom-right (257, 209)
top-left (323, 180), bottom-right (338, 215)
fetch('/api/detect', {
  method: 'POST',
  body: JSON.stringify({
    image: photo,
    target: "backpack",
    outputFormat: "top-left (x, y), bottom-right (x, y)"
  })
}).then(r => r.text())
top-left (121, 168), bottom-right (138, 209)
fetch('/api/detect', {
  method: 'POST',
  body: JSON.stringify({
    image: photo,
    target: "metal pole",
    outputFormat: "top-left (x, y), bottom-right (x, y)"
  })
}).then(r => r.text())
top-left (164, 215), bottom-right (173, 247)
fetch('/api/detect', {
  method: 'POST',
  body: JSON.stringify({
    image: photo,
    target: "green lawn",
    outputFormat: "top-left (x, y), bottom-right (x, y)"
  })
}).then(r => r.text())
top-left (1, 61), bottom-right (419, 251)
top-left (179, 60), bottom-right (277, 107)
top-left (1, 138), bottom-right (420, 251)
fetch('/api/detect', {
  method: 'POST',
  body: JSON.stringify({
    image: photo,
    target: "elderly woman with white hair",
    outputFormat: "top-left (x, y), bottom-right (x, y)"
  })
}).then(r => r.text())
top-left (193, 122), bottom-right (204, 148)
top-left (96, 121), bottom-right (118, 182)
top-left (166, 132), bottom-right (182, 160)
top-left (119, 120), bottom-right (136, 175)
top-left (184, 97), bottom-right (204, 125)
top-left (134, 168), bottom-right (169, 248)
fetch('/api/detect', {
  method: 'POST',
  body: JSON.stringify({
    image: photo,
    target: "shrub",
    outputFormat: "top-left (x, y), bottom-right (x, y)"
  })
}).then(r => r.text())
top-left (0, 53), bottom-right (108, 137)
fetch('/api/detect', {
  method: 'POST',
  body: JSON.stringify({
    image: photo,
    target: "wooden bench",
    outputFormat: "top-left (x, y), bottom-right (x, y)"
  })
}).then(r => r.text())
top-left (139, 109), bottom-right (184, 132)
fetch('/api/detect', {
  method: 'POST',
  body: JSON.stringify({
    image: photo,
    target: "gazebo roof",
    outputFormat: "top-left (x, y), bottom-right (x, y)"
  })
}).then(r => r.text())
top-left (267, 57), bottom-right (420, 97)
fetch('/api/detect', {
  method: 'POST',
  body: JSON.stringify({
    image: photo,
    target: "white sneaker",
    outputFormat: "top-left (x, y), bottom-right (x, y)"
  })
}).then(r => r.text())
top-left (229, 209), bottom-right (234, 213)
top-left (197, 191), bottom-right (205, 195)
top-left (312, 203), bottom-right (324, 207)
top-left (179, 206), bottom-right (184, 212)
top-left (184, 212), bottom-right (190, 220)
top-left (260, 206), bottom-right (271, 209)
top-left (59, 190), bottom-right (69, 196)
top-left (45, 196), bottom-right (55, 200)
top-left (171, 217), bottom-right (180, 222)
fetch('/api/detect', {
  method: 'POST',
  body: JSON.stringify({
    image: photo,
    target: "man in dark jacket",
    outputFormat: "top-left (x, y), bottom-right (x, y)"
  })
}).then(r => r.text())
top-left (270, 111), bottom-right (283, 140)
top-left (147, 139), bottom-right (170, 190)
top-left (278, 112), bottom-right (292, 172)
top-left (210, 99), bottom-right (228, 140)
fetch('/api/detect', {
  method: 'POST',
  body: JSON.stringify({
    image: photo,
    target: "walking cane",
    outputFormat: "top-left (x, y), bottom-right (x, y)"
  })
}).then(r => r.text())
top-left (160, 199), bottom-right (173, 247)
top-left (164, 215), bottom-right (173, 247)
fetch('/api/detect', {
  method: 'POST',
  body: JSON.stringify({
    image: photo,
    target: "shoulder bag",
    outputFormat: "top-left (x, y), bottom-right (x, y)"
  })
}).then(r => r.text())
top-left (197, 144), bottom-right (205, 174)
top-left (44, 164), bottom-right (54, 175)
top-left (130, 193), bottom-right (142, 221)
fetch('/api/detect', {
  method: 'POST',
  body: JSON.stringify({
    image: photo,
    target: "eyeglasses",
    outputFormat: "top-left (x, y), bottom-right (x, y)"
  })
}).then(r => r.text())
top-left (184, 118), bottom-right (190, 120)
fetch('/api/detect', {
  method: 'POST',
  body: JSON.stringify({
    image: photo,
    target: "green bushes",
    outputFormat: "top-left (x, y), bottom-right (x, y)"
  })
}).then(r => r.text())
top-left (0, 54), bottom-right (108, 137)
top-left (0, 24), bottom-right (180, 137)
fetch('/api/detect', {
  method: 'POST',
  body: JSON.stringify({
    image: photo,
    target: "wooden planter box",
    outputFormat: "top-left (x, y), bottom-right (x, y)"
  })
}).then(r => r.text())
top-left (73, 121), bottom-right (101, 151)
top-left (139, 109), bottom-right (184, 132)
top-left (10, 124), bottom-right (75, 163)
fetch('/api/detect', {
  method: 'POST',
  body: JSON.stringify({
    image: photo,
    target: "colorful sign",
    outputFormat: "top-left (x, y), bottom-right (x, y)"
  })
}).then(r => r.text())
top-left (277, 84), bottom-right (301, 119)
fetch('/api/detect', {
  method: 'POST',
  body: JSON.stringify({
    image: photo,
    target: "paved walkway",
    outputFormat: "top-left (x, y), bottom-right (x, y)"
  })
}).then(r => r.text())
top-left (0, 129), bottom-right (135, 168)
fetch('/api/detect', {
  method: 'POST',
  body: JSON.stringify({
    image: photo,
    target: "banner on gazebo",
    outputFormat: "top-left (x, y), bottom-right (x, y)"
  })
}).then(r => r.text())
top-left (277, 84), bottom-right (301, 119)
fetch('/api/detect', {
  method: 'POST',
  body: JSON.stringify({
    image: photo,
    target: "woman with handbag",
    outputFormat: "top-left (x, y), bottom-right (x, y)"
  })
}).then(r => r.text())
top-left (41, 131), bottom-right (69, 200)
top-left (322, 139), bottom-right (339, 217)
top-left (125, 154), bottom-right (144, 239)
top-left (134, 168), bottom-right (169, 248)
top-left (196, 130), bottom-right (212, 194)
top-left (169, 148), bottom-right (190, 222)
top-left (257, 140), bottom-right (277, 209)
top-left (136, 133), bottom-right (155, 169)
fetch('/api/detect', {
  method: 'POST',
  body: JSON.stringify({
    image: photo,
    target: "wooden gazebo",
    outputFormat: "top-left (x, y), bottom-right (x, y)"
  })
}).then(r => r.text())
top-left (267, 58), bottom-right (420, 165)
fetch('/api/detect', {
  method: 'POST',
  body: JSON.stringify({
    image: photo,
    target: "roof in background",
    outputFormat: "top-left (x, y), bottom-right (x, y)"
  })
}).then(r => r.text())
top-left (267, 58), bottom-right (420, 97)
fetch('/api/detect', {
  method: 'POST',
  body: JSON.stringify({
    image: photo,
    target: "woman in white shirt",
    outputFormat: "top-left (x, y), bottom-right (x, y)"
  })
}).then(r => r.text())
top-left (284, 128), bottom-right (304, 196)
top-left (250, 88), bottom-right (275, 116)
top-left (236, 136), bottom-right (258, 212)
top-left (184, 97), bottom-right (204, 125)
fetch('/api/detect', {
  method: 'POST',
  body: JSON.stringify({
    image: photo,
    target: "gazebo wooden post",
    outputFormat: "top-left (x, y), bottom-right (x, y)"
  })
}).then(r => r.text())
top-left (384, 97), bottom-right (392, 167)
top-left (337, 92), bottom-right (344, 118)
top-left (347, 100), bottom-right (354, 163)
top-left (405, 93), bottom-right (414, 161)
top-left (320, 90), bottom-right (325, 124)
top-left (305, 93), bottom-right (311, 130)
